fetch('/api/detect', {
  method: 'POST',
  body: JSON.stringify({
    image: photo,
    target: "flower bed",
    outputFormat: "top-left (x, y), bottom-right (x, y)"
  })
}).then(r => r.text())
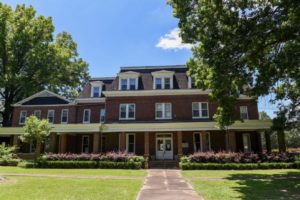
top-left (180, 152), bottom-right (299, 170)
top-left (32, 152), bottom-right (145, 169)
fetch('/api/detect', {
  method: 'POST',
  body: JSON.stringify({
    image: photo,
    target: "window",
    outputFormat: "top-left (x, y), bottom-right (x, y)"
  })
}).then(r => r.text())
top-left (193, 133), bottom-right (202, 152)
top-left (192, 102), bottom-right (209, 118)
top-left (155, 103), bottom-right (172, 119)
top-left (188, 76), bottom-right (196, 89)
top-left (126, 134), bottom-right (135, 153)
top-left (47, 110), bottom-right (55, 123)
top-left (240, 106), bottom-right (248, 120)
top-left (92, 86), bottom-right (100, 97)
top-left (119, 104), bottom-right (135, 120)
top-left (120, 78), bottom-right (138, 90)
top-left (61, 109), bottom-right (68, 124)
top-left (154, 77), bottom-right (173, 89)
top-left (34, 110), bottom-right (41, 119)
top-left (19, 111), bottom-right (27, 124)
top-left (83, 109), bottom-right (91, 123)
top-left (82, 135), bottom-right (90, 153)
top-left (100, 109), bottom-right (105, 123)
top-left (242, 134), bottom-right (251, 153)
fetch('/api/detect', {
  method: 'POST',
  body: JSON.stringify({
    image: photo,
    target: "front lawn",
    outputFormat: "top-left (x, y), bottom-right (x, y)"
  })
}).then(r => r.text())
top-left (182, 169), bottom-right (300, 200)
top-left (0, 167), bottom-right (146, 200)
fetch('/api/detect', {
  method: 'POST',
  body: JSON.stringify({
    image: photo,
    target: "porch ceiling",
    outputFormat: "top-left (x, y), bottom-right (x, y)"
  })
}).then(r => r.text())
top-left (101, 120), bottom-right (272, 133)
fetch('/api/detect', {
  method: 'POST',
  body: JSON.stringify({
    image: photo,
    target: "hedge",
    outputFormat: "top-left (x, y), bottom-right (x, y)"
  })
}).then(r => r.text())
top-left (0, 159), bottom-right (19, 166)
top-left (30, 160), bottom-right (143, 169)
top-left (180, 162), bottom-right (300, 170)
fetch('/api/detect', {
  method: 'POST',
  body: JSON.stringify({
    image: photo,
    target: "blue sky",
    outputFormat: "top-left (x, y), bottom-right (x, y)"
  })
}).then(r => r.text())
top-left (2, 0), bottom-right (277, 117)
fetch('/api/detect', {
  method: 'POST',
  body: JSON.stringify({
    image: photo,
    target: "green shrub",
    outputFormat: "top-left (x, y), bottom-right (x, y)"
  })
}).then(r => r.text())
top-left (0, 144), bottom-right (20, 166)
top-left (180, 162), bottom-right (298, 170)
top-left (98, 161), bottom-right (142, 169)
top-left (180, 156), bottom-right (190, 163)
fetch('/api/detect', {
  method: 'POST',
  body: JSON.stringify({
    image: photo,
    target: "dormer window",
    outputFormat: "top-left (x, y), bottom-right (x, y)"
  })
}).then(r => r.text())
top-left (90, 81), bottom-right (103, 98)
top-left (118, 71), bottom-right (140, 90)
top-left (152, 70), bottom-right (175, 90)
top-left (188, 76), bottom-right (196, 89)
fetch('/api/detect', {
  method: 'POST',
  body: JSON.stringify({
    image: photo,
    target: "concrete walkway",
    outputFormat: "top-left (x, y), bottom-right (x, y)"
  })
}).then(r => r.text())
top-left (136, 169), bottom-right (203, 200)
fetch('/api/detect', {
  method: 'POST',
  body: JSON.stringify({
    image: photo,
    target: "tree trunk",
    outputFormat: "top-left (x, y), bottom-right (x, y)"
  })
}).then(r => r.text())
top-left (265, 131), bottom-right (272, 153)
top-left (35, 142), bottom-right (42, 158)
top-left (2, 97), bottom-right (13, 127)
top-left (277, 130), bottom-right (286, 152)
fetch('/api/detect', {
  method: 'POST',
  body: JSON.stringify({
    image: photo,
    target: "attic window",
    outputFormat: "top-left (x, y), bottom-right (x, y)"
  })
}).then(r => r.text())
top-left (151, 70), bottom-right (175, 90)
top-left (90, 81), bottom-right (103, 98)
top-left (118, 71), bottom-right (140, 90)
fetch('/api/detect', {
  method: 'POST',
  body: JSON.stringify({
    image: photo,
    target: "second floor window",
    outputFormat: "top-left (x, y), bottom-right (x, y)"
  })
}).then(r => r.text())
top-left (47, 110), bottom-right (55, 123)
top-left (189, 76), bottom-right (196, 89)
top-left (61, 109), bottom-right (68, 124)
top-left (119, 104), bottom-right (135, 120)
top-left (155, 103), bottom-right (172, 119)
top-left (19, 111), bottom-right (27, 124)
top-left (240, 106), bottom-right (248, 120)
top-left (100, 109), bottom-right (105, 123)
top-left (34, 110), bottom-right (41, 119)
top-left (192, 102), bottom-right (209, 118)
top-left (83, 109), bottom-right (91, 123)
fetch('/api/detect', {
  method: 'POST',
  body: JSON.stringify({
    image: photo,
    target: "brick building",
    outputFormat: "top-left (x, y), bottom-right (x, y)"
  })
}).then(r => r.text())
top-left (0, 65), bottom-right (271, 159)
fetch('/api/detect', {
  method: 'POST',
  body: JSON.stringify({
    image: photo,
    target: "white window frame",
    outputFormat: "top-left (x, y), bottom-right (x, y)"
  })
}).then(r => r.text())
top-left (19, 111), bottom-right (27, 125)
top-left (153, 77), bottom-right (173, 89)
top-left (192, 102), bottom-right (209, 119)
top-left (100, 109), bottom-right (105, 123)
top-left (119, 78), bottom-right (138, 90)
top-left (240, 106), bottom-right (249, 120)
top-left (188, 76), bottom-right (196, 89)
top-left (47, 110), bottom-right (55, 124)
top-left (61, 109), bottom-right (68, 124)
top-left (126, 133), bottom-right (136, 153)
top-left (33, 110), bottom-right (41, 119)
top-left (155, 103), bottom-right (172, 120)
top-left (90, 81), bottom-right (103, 97)
top-left (83, 109), bottom-right (91, 123)
top-left (242, 133), bottom-right (251, 153)
top-left (82, 135), bottom-right (90, 153)
top-left (119, 104), bottom-right (136, 120)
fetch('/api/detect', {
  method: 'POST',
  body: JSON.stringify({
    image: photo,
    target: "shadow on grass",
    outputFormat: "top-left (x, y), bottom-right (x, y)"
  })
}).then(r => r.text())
top-left (228, 171), bottom-right (300, 200)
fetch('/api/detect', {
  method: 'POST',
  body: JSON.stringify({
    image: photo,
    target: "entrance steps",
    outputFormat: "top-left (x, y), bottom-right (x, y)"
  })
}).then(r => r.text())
top-left (148, 160), bottom-right (179, 169)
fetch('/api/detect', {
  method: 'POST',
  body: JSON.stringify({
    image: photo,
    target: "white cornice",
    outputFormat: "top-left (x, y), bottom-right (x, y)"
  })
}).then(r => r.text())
top-left (151, 70), bottom-right (175, 77)
top-left (75, 98), bottom-right (105, 104)
top-left (117, 71), bottom-right (140, 78)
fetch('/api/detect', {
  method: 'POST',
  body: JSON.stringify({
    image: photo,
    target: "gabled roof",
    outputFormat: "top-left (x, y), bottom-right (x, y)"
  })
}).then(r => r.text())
top-left (13, 90), bottom-right (72, 107)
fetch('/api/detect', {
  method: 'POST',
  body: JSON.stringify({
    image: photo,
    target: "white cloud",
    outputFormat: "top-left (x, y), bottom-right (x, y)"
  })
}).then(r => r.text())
top-left (156, 28), bottom-right (193, 50)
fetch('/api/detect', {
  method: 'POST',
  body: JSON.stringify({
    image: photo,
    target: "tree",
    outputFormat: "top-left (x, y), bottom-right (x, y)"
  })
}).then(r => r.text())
top-left (0, 4), bottom-right (89, 126)
top-left (20, 115), bottom-right (51, 156)
top-left (168, 0), bottom-right (300, 129)
top-left (259, 111), bottom-right (271, 120)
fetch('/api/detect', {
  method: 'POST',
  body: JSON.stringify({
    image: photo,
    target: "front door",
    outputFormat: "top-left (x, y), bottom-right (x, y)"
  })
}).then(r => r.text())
top-left (156, 134), bottom-right (173, 160)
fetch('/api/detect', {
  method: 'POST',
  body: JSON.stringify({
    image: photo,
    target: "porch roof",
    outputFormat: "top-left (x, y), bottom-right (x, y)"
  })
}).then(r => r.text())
top-left (101, 120), bottom-right (272, 133)
top-left (0, 120), bottom-right (271, 136)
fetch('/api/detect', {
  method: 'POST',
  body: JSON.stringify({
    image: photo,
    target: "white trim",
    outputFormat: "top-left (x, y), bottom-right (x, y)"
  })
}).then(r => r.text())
top-left (13, 90), bottom-right (71, 106)
top-left (152, 70), bottom-right (175, 90)
top-left (118, 71), bottom-right (140, 91)
top-left (19, 111), bottom-right (27, 125)
top-left (47, 110), bottom-right (55, 124)
top-left (83, 109), bottom-right (91, 124)
top-left (126, 133), bottom-right (136, 153)
top-left (75, 98), bottom-right (105, 104)
top-left (240, 106), bottom-right (249, 120)
top-left (192, 102), bottom-right (209, 119)
top-left (155, 103), bottom-right (172, 120)
top-left (90, 81), bottom-right (103, 98)
top-left (61, 109), bottom-right (69, 124)
top-left (155, 133), bottom-right (173, 160)
top-left (119, 104), bottom-right (136, 120)
top-left (33, 110), bottom-right (41, 119)
top-left (13, 104), bottom-right (76, 107)
top-left (82, 135), bottom-right (90, 153)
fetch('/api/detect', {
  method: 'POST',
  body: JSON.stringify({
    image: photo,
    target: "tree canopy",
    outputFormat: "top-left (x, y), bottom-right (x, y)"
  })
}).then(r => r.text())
top-left (0, 4), bottom-right (89, 126)
top-left (168, 0), bottom-right (300, 129)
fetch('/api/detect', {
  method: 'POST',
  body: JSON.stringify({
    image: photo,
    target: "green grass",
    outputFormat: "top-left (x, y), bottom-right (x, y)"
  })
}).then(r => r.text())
top-left (0, 176), bottom-right (143, 200)
top-left (0, 166), bottom-right (146, 177)
top-left (182, 169), bottom-right (300, 200)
